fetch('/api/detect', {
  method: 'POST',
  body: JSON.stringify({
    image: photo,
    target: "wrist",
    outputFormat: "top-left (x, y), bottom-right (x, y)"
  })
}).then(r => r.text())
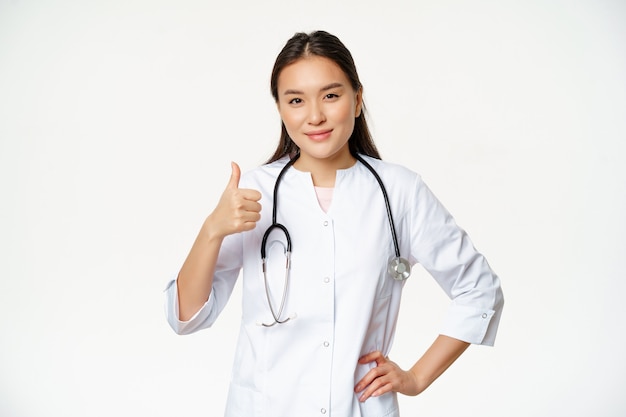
top-left (408, 368), bottom-right (428, 396)
top-left (201, 214), bottom-right (227, 243)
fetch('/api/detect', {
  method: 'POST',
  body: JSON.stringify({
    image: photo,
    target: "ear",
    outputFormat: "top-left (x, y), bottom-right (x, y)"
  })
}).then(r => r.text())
top-left (355, 86), bottom-right (363, 118)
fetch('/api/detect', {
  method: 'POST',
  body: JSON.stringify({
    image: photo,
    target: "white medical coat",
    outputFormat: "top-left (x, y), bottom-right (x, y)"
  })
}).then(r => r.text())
top-left (165, 155), bottom-right (504, 417)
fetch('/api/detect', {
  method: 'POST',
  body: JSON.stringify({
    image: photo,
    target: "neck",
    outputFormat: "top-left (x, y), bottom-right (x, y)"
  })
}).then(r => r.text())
top-left (294, 151), bottom-right (356, 187)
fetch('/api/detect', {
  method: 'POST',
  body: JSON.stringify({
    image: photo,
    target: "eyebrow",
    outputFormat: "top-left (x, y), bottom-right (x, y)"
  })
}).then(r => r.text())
top-left (282, 82), bottom-right (345, 95)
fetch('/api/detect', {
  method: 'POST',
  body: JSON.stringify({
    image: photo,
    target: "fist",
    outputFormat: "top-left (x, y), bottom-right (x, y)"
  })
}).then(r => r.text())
top-left (209, 162), bottom-right (262, 238)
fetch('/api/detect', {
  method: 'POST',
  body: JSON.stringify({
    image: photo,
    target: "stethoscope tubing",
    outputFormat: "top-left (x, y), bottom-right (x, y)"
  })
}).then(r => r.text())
top-left (354, 154), bottom-right (402, 259)
top-left (260, 153), bottom-right (299, 259)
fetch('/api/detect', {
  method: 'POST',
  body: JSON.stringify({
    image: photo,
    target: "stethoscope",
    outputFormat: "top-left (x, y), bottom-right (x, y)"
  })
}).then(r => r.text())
top-left (259, 152), bottom-right (411, 327)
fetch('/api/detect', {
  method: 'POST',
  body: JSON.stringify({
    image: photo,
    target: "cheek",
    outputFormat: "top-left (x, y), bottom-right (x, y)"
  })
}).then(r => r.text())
top-left (332, 101), bottom-right (356, 122)
top-left (279, 111), bottom-right (306, 144)
top-left (279, 109), bottom-right (304, 130)
top-left (331, 105), bottom-right (356, 130)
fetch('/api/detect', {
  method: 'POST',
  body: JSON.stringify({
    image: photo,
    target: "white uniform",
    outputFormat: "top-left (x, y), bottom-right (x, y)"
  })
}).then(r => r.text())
top-left (165, 155), bottom-right (504, 417)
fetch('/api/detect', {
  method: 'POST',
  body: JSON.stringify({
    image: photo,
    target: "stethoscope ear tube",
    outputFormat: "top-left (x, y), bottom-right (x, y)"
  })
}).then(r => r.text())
top-left (260, 226), bottom-right (292, 327)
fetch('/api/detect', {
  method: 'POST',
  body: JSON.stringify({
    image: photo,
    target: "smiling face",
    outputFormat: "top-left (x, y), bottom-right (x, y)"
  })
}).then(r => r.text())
top-left (276, 56), bottom-right (363, 172)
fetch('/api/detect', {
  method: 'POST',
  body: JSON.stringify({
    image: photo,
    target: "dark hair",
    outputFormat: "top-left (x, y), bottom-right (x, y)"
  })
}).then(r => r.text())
top-left (266, 30), bottom-right (380, 163)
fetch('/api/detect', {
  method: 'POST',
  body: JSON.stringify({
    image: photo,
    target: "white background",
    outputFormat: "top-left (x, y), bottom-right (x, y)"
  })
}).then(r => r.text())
top-left (1, 0), bottom-right (625, 416)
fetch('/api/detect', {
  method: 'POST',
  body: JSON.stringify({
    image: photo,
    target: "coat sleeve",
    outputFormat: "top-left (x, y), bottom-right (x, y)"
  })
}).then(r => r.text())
top-left (408, 175), bottom-right (504, 346)
top-left (164, 232), bottom-right (243, 335)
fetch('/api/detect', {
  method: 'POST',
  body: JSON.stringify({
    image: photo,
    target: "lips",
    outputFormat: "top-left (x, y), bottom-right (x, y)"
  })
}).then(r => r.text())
top-left (305, 129), bottom-right (333, 141)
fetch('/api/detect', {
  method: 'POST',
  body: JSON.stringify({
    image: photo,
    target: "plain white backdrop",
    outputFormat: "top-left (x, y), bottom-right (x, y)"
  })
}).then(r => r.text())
top-left (1, 0), bottom-right (625, 416)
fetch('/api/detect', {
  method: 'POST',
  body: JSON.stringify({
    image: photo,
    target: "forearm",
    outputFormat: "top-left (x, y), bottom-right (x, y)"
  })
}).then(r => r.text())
top-left (176, 216), bottom-right (224, 321)
top-left (409, 334), bottom-right (470, 394)
top-left (175, 162), bottom-right (263, 321)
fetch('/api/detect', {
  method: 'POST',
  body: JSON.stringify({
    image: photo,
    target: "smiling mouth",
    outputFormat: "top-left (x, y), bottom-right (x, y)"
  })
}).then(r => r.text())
top-left (305, 130), bottom-right (333, 141)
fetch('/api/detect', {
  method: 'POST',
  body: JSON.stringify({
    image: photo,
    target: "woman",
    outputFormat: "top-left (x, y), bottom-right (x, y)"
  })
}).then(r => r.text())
top-left (165, 30), bottom-right (504, 417)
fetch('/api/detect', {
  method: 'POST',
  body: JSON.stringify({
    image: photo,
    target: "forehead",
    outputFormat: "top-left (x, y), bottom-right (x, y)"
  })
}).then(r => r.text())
top-left (277, 56), bottom-right (351, 92)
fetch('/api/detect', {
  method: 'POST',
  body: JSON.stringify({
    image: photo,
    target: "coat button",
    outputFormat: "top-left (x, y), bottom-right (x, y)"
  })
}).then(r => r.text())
top-left (323, 220), bottom-right (329, 226)
top-left (321, 408), bottom-right (327, 414)
top-left (323, 277), bottom-right (330, 283)
top-left (482, 313), bottom-right (488, 318)
top-left (323, 341), bottom-right (330, 347)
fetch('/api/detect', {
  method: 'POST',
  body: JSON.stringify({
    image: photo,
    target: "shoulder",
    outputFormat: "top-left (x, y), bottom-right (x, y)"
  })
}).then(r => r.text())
top-left (239, 156), bottom-right (291, 187)
top-left (356, 155), bottom-right (434, 218)
top-left (357, 154), bottom-right (422, 185)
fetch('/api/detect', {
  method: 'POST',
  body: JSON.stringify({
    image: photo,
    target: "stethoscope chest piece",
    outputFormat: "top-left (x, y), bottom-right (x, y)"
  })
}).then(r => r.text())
top-left (388, 257), bottom-right (411, 281)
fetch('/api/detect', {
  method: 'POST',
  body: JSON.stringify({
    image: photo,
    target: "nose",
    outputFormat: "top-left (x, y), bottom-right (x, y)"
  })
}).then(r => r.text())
top-left (307, 102), bottom-right (326, 125)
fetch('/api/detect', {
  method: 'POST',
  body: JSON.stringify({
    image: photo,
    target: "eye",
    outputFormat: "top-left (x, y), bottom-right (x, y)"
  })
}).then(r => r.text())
top-left (324, 93), bottom-right (339, 100)
top-left (288, 97), bottom-right (302, 105)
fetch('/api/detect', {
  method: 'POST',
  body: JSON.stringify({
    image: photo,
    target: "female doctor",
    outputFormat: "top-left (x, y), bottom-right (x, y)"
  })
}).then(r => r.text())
top-left (165, 30), bottom-right (504, 417)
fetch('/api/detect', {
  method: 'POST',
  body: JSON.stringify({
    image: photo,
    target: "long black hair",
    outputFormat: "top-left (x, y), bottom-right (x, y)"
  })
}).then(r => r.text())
top-left (266, 30), bottom-right (380, 163)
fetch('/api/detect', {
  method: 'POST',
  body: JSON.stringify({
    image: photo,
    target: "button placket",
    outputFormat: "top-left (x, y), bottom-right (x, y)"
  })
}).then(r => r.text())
top-left (317, 215), bottom-right (333, 417)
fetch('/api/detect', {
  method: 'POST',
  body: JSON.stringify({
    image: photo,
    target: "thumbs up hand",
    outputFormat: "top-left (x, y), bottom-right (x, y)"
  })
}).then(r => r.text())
top-left (206, 162), bottom-right (262, 239)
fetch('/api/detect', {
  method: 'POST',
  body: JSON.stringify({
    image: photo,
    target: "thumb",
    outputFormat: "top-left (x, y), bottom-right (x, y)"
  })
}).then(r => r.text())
top-left (226, 161), bottom-right (241, 189)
